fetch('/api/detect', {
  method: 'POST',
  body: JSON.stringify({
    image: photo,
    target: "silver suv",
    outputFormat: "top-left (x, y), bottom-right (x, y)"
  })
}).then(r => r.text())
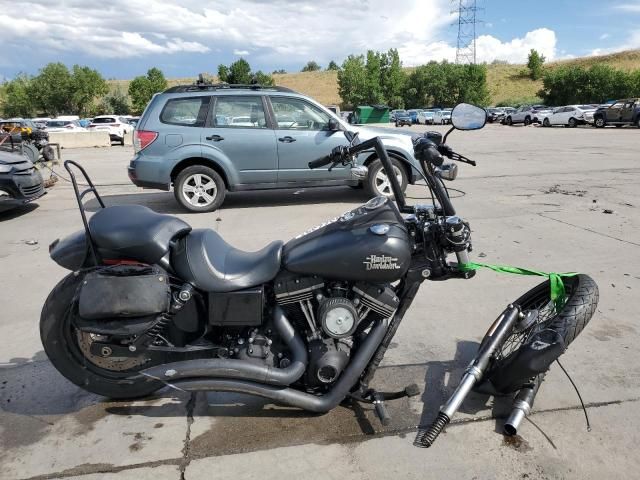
top-left (129, 83), bottom-right (419, 212)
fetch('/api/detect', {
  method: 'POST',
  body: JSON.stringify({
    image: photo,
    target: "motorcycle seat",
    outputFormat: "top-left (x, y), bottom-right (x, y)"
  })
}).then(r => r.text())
top-left (89, 205), bottom-right (191, 264)
top-left (172, 229), bottom-right (283, 292)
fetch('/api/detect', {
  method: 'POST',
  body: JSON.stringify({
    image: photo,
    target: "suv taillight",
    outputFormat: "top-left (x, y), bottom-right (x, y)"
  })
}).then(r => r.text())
top-left (134, 130), bottom-right (158, 152)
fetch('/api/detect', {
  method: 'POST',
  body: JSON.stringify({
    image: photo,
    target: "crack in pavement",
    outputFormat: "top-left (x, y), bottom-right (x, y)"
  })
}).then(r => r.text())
top-left (537, 213), bottom-right (640, 247)
top-left (17, 395), bottom-right (640, 480)
top-left (179, 393), bottom-right (196, 480)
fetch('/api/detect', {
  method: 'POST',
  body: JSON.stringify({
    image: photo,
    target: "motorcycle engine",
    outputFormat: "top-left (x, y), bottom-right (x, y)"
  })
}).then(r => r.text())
top-left (274, 273), bottom-right (399, 388)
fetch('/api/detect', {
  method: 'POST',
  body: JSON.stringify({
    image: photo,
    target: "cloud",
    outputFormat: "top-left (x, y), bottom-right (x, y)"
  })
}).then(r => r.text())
top-left (615, 3), bottom-right (640, 13)
top-left (233, 50), bottom-right (250, 56)
top-left (590, 30), bottom-right (640, 56)
top-left (599, 33), bottom-right (610, 40)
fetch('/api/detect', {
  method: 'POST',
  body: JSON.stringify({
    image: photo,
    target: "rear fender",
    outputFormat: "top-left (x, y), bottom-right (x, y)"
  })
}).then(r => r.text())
top-left (49, 230), bottom-right (89, 271)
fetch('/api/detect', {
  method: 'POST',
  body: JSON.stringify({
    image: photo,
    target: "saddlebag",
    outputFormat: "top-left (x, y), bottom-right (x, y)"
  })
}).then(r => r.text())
top-left (77, 264), bottom-right (171, 320)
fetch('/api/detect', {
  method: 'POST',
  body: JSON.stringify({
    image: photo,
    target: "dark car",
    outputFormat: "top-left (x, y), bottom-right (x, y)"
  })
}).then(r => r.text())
top-left (394, 110), bottom-right (412, 127)
top-left (486, 108), bottom-right (505, 123)
top-left (0, 151), bottom-right (45, 212)
top-left (593, 98), bottom-right (640, 128)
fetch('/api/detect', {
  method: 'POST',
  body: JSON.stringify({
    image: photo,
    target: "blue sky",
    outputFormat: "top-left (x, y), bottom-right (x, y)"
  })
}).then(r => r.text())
top-left (0, 0), bottom-right (638, 81)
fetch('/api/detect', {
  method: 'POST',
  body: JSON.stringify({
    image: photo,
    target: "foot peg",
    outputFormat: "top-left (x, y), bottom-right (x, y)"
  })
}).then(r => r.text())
top-left (350, 384), bottom-right (421, 426)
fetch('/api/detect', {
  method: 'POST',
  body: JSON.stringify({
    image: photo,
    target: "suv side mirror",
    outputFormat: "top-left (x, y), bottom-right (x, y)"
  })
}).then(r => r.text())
top-left (328, 118), bottom-right (340, 132)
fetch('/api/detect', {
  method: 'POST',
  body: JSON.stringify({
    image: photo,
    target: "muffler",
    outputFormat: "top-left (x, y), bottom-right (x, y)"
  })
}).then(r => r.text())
top-left (503, 374), bottom-right (544, 436)
top-left (141, 306), bottom-right (307, 387)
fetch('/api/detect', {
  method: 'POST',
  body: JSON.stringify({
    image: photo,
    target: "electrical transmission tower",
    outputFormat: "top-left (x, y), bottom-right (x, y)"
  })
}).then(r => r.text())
top-left (452, 0), bottom-right (481, 64)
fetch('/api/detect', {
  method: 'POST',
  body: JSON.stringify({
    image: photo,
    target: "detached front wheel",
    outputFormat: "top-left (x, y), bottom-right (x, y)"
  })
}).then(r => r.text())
top-left (365, 158), bottom-right (408, 199)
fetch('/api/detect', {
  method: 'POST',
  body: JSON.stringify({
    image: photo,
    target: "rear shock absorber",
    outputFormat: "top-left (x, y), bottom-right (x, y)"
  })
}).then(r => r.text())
top-left (129, 283), bottom-right (194, 351)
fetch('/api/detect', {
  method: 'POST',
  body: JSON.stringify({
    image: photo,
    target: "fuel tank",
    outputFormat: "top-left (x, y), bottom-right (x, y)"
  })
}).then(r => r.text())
top-left (283, 196), bottom-right (411, 282)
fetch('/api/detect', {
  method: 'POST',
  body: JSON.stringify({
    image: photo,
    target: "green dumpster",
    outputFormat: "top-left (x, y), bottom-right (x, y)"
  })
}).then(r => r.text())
top-left (354, 105), bottom-right (390, 124)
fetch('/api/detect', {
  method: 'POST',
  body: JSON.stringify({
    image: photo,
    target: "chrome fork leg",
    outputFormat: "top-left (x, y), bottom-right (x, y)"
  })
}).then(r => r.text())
top-left (414, 304), bottom-right (522, 448)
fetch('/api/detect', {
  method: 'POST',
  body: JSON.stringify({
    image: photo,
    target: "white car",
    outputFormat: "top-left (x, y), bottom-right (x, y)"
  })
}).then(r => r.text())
top-left (417, 110), bottom-right (435, 125)
top-left (433, 109), bottom-right (452, 125)
top-left (541, 105), bottom-right (596, 128)
top-left (88, 115), bottom-right (132, 145)
top-left (45, 119), bottom-right (87, 133)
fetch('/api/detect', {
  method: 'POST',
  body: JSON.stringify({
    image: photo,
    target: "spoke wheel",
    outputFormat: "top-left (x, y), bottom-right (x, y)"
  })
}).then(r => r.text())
top-left (182, 173), bottom-right (217, 207)
top-left (174, 165), bottom-right (226, 212)
top-left (374, 166), bottom-right (403, 196)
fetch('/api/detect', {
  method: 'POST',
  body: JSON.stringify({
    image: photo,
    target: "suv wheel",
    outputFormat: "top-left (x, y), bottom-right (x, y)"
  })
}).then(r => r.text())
top-left (174, 165), bottom-right (226, 213)
top-left (594, 117), bottom-right (605, 128)
top-left (543, 118), bottom-right (551, 127)
top-left (365, 158), bottom-right (408, 199)
top-left (568, 117), bottom-right (577, 128)
top-left (506, 116), bottom-right (513, 126)
top-left (524, 116), bottom-right (531, 126)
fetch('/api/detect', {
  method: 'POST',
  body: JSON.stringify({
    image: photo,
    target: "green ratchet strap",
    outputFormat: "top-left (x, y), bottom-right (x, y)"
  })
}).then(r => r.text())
top-left (459, 261), bottom-right (578, 311)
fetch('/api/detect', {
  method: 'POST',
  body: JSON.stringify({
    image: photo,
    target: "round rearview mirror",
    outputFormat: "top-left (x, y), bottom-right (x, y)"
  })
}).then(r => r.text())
top-left (451, 103), bottom-right (487, 131)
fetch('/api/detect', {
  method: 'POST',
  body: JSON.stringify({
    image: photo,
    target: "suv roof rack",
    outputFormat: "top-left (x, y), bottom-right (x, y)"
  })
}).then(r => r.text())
top-left (164, 83), bottom-right (297, 94)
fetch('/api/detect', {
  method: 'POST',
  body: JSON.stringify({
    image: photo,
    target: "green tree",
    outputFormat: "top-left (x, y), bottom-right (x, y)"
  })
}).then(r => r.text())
top-left (100, 86), bottom-right (130, 115)
top-left (217, 64), bottom-right (230, 82)
top-left (128, 67), bottom-right (168, 114)
top-left (379, 49), bottom-right (406, 108)
top-left (364, 51), bottom-right (384, 104)
top-left (218, 58), bottom-right (274, 85)
top-left (1, 74), bottom-right (36, 117)
top-left (301, 61), bottom-right (321, 72)
top-left (326, 61), bottom-right (340, 71)
top-left (337, 54), bottom-right (368, 107)
top-left (253, 70), bottom-right (275, 86)
top-left (527, 49), bottom-right (546, 80)
top-left (272, 69), bottom-right (287, 74)
top-left (70, 65), bottom-right (108, 116)
top-left (30, 63), bottom-right (73, 116)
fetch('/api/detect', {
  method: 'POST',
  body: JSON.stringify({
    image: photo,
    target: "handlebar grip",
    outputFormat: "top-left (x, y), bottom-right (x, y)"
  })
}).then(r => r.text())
top-left (308, 156), bottom-right (332, 169)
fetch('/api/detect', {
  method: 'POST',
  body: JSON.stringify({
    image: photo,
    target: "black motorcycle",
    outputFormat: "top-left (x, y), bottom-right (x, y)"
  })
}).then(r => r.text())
top-left (41, 103), bottom-right (598, 446)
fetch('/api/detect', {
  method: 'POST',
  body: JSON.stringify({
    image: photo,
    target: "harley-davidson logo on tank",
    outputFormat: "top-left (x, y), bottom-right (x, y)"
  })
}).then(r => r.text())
top-left (363, 254), bottom-right (401, 270)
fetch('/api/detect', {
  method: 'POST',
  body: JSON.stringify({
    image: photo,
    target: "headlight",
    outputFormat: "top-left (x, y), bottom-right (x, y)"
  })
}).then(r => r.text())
top-left (0, 164), bottom-right (12, 174)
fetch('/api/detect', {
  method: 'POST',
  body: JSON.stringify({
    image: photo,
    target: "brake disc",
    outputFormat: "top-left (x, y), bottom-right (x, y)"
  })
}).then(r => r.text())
top-left (76, 331), bottom-right (149, 371)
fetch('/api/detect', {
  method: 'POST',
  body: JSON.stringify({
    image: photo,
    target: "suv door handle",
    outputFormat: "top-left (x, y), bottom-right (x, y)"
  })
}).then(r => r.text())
top-left (278, 136), bottom-right (296, 143)
top-left (206, 135), bottom-right (224, 142)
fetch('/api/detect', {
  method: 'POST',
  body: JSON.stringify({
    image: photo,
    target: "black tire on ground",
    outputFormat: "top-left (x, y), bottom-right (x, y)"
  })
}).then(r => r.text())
top-left (486, 274), bottom-right (599, 392)
top-left (395, 122), bottom-right (399, 127)
top-left (506, 117), bottom-right (513, 126)
top-left (636, 117), bottom-right (640, 128)
top-left (40, 273), bottom-right (162, 399)
top-left (173, 164), bottom-right (226, 213)
top-left (568, 117), bottom-right (577, 128)
top-left (543, 118), bottom-right (551, 127)
top-left (594, 117), bottom-right (606, 128)
top-left (524, 116), bottom-right (531, 126)
top-left (364, 157), bottom-right (408, 199)
top-left (615, 124), bottom-right (623, 128)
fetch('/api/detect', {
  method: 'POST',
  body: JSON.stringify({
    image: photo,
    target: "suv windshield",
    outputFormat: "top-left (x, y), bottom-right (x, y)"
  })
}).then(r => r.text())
top-left (47, 121), bottom-right (72, 127)
top-left (93, 117), bottom-right (116, 123)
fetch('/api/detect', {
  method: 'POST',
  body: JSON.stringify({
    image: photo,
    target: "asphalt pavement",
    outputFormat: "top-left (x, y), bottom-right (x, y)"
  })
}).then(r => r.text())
top-left (1, 123), bottom-right (639, 480)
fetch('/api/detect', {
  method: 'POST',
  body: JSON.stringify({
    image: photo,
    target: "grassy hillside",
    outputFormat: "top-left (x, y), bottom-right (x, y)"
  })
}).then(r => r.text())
top-left (108, 49), bottom-right (640, 108)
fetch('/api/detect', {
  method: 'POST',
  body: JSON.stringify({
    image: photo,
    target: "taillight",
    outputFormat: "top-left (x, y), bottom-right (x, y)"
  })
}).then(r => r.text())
top-left (134, 130), bottom-right (158, 152)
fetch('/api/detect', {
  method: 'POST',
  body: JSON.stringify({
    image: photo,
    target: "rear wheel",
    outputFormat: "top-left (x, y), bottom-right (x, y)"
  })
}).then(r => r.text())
top-left (524, 116), bottom-right (531, 126)
top-left (568, 117), bottom-right (577, 128)
top-left (485, 274), bottom-right (598, 393)
top-left (174, 165), bottom-right (226, 213)
top-left (365, 158), bottom-right (408, 199)
top-left (543, 118), bottom-right (551, 127)
top-left (594, 117), bottom-right (606, 128)
top-left (506, 117), bottom-right (513, 126)
top-left (40, 273), bottom-right (161, 399)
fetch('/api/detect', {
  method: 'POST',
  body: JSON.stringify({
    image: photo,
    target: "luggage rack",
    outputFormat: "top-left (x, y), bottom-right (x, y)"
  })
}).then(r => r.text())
top-left (64, 160), bottom-right (105, 264)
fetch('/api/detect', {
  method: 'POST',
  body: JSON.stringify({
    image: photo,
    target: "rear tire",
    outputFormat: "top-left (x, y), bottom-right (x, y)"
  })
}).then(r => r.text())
top-left (174, 165), bottom-right (226, 213)
top-left (40, 273), bottom-right (162, 399)
top-left (594, 117), bottom-right (606, 128)
top-left (543, 118), bottom-right (551, 127)
top-left (568, 117), bottom-right (577, 128)
top-left (486, 274), bottom-right (598, 393)
top-left (524, 116), bottom-right (531, 126)
top-left (506, 117), bottom-right (513, 126)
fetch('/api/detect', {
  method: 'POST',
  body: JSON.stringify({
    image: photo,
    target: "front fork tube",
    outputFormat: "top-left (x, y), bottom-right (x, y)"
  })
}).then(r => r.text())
top-left (414, 303), bottom-right (522, 448)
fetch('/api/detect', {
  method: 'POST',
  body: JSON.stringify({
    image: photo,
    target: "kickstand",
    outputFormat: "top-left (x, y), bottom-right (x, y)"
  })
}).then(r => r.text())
top-left (349, 384), bottom-right (421, 426)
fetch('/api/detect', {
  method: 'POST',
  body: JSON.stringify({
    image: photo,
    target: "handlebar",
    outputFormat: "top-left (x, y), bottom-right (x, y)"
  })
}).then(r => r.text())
top-left (308, 156), bottom-right (333, 169)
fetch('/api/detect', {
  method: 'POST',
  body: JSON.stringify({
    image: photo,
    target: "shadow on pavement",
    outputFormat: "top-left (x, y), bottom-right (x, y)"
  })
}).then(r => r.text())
top-left (0, 203), bottom-right (39, 221)
top-left (1, 342), bottom-right (509, 455)
top-left (83, 186), bottom-right (367, 214)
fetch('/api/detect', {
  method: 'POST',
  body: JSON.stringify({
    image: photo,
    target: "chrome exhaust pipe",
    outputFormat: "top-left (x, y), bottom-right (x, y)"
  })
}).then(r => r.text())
top-left (503, 374), bottom-right (544, 436)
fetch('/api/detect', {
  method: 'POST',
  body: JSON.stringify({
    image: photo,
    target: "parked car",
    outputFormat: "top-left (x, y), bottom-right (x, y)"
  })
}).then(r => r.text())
top-left (593, 98), bottom-right (640, 128)
top-left (129, 83), bottom-right (421, 212)
top-left (500, 107), bottom-right (516, 124)
top-left (0, 151), bottom-right (45, 212)
top-left (394, 110), bottom-right (412, 127)
top-left (504, 105), bottom-right (548, 126)
top-left (540, 105), bottom-right (596, 128)
top-left (88, 116), bottom-right (132, 145)
top-left (417, 110), bottom-right (435, 125)
top-left (486, 108), bottom-right (505, 123)
top-left (406, 109), bottom-right (421, 124)
top-left (45, 119), bottom-right (88, 132)
top-left (433, 108), bottom-right (452, 125)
